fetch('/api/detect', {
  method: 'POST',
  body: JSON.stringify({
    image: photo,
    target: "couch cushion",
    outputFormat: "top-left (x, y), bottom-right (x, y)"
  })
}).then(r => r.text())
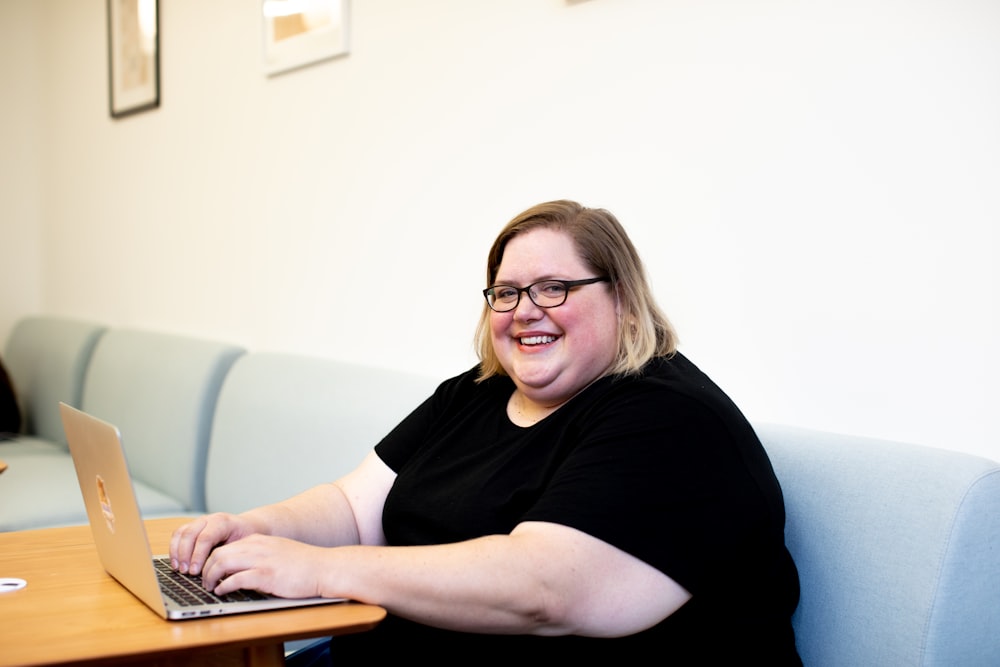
top-left (81, 329), bottom-right (244, 513)
top-left (0, 434), bottom-right (65, 459)
top-left (3, 316), bottom-right (106, 447)
top-left (756, 423), bottom-right (1000, 666)
top-left (0, 454), bottom-right (187, 531)
top-left (206, 352), bottom-right (439, 514)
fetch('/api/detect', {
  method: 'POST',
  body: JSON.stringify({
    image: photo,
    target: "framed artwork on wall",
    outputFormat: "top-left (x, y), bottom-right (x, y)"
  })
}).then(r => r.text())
top-left (262, 0), bottom-right (350, 76)
top-left (107, 0), bottom-right (160, 118)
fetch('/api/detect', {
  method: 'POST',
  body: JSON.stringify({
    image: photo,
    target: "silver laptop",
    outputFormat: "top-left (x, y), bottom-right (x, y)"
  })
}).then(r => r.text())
top-left (59, 402), bottom-right (345, 620)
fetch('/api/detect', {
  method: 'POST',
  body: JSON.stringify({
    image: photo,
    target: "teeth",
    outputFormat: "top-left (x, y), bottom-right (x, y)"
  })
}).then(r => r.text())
top-left (520, 335), bottom-right (556, 345)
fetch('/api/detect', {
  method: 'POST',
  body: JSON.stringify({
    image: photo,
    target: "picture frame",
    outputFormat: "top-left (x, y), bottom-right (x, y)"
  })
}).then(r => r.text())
top-left (262, 0), bottom-right (350, 76)
top-left (107, 0), bottom-right (160, 118)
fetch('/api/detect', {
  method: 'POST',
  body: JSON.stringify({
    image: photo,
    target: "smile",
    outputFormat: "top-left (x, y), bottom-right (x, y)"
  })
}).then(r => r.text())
top-left (519, 335), bottom-right (557, 346)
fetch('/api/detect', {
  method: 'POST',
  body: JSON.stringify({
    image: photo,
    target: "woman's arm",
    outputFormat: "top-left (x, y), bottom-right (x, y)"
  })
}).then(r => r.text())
top-left (237, 450), bottom-right (394, 546)
top-left (200, 518), bottom-right (692, 638)
top-left (170, 451), bottom-right (394, 575)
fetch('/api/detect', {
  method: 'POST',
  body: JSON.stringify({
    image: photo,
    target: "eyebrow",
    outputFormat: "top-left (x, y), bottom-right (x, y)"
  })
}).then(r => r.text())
top-left (490, 274), bottom-right (564, 285)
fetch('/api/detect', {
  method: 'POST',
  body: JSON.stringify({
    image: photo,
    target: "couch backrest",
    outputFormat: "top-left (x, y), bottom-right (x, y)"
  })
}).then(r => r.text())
top-left (205, 352), bottom-right (440, 514)
top-left (81, 328), bottom-right (245, 513)
top-left (3, 316), bottom-right (107, 446)
top-left (756, 423), bottom-right (1000, 666)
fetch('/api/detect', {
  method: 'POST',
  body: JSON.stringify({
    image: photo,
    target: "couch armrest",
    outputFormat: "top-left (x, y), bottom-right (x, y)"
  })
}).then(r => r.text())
top-left (756, 423), bottom-right (1000, 666)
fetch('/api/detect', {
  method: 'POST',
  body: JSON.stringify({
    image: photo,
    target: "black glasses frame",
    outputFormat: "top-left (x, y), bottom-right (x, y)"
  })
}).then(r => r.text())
top-left (482, 277), bottom-right (610, 312)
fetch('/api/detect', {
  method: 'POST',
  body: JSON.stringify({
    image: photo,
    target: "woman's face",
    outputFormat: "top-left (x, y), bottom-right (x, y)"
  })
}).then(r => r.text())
top-left (489, 227), bottom-right (619, 409)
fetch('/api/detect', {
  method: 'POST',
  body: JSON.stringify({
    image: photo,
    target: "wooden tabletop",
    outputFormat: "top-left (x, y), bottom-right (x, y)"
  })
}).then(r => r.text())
top-left (0, 517), bottom-right (386, 666)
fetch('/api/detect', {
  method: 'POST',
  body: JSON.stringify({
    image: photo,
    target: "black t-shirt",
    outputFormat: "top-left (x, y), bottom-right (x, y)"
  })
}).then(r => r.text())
top-left (336, 353), bottom-right (800, 662)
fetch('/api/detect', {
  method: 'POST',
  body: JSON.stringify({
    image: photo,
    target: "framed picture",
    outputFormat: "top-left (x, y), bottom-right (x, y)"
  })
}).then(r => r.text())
top-left (107, 0), bottom-right (160, 118)
top-left (262, 0), bottom-right (350, 76)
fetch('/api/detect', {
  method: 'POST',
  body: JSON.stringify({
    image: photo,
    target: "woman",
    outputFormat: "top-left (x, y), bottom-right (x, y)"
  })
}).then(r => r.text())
top-left (170, 200), bottom-right (801, 661)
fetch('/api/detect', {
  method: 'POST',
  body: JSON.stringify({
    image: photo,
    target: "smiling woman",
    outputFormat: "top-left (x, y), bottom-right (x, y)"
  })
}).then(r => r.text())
top-left (481, 227), bottom-right (622, 423)
top-left (170, 200), bottom-right (802, 664)
top-left (475, 200), bottom-right (678, 384)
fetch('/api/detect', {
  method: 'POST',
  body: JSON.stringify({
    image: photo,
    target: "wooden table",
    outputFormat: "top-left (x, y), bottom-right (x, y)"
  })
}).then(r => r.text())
top-left (0, 517), bottom-right (386, 666)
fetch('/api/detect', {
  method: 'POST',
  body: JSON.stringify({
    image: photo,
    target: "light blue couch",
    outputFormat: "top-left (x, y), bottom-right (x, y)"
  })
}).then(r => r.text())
top-left (1, 317), bottom-right (244, 528)
top-left (2, 315), bottom-right (998, 665)
top-left (757, 423), bottom-right (1000, 665)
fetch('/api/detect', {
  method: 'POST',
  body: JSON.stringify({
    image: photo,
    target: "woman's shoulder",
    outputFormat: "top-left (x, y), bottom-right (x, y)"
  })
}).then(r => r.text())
top-left (641, 351), bottom-right (710, 382)
top-left (593, 352), bottom-right (750, 426)
top-left (605, 352), bottom-right (717, 395)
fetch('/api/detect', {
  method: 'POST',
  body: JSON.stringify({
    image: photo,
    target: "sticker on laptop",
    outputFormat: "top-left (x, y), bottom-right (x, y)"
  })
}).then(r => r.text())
top-left (96, 475), bottom-right (116, 533)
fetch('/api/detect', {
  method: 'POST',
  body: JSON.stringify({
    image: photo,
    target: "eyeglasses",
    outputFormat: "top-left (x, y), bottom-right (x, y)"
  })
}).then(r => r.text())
top-left (482, 277), bottom-right (610, 312)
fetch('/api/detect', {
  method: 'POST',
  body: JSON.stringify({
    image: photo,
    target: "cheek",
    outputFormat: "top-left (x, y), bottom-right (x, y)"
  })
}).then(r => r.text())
top-left (489, 312), bottom-right (511, 342)
top-left (571, 307), bottom-right (619, 356)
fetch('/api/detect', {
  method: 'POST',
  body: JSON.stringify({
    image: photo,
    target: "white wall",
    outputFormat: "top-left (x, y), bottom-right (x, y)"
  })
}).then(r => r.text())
top-left (0, 0), bottom-right (43, 323)
top-left (1, 0), bottom-right (998, 460)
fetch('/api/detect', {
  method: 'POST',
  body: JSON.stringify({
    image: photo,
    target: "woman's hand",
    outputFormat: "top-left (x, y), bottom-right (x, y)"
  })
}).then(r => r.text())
top-left (168, 513), bottom-right (263, 576)
top-left (199, 534), bottom-right (332, 598)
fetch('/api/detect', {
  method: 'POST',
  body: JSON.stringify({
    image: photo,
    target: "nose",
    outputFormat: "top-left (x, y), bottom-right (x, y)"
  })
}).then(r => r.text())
top-left (512, 290), bottom-right (544, 321)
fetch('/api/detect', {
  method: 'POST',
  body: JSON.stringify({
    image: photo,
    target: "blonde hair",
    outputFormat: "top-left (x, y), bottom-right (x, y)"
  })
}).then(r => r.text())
top-left (474, 200), bottom-right (677, 382)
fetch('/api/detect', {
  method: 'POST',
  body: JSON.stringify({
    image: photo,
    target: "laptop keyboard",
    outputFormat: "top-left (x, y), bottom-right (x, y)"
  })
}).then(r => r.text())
top-left (154, 557), bottom-right (267, 607)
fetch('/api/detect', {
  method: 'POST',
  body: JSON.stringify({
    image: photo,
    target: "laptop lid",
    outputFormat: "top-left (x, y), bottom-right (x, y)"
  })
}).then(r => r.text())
top-left (59, 402), bottom-right (343, 620)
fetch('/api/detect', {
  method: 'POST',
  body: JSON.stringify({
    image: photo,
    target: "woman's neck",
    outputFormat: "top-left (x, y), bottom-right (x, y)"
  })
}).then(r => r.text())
top-left (506, 390), bottom-right (560, 427)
